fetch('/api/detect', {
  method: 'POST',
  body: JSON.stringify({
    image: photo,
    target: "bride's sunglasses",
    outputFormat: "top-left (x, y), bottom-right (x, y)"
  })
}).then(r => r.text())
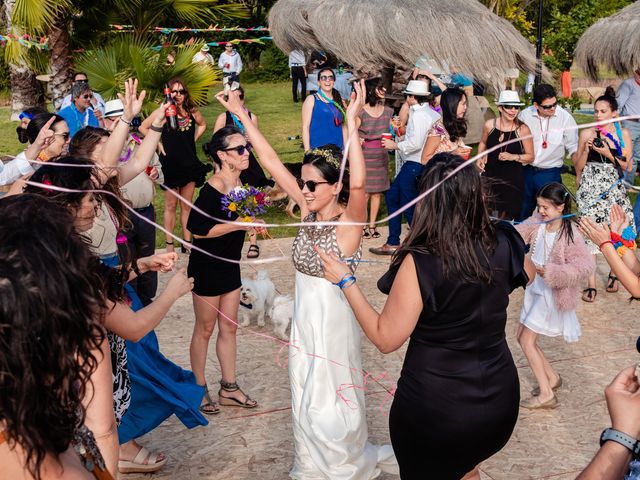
top-left (296, 179), bottom-right (329, 192)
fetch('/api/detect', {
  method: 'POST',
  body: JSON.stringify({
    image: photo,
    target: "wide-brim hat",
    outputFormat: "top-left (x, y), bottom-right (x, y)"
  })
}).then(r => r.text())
top-left (496, 90), bottom-right (524, 106)
top-left (403, 80), bottom-right (430, 96)
top-left (202, 44), bottom-right (210, 52)
top-left (104, 99), bottom-right (125, 118)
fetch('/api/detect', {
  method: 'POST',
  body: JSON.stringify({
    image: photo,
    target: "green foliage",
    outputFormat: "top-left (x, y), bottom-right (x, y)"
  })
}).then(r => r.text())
top-left (0, 50), bottom-right (10, 92)
top-left (557, 94), bottom-right (582, 113)
top-left (243, 43), bottom-right (290, 83)
top-left (75, 37), bottom-right (219, 112)
top-left (11, 0), bottom-right (72, 34)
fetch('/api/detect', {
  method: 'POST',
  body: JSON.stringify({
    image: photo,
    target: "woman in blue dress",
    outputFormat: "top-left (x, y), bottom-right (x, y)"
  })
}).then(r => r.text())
top-left (301, 67), bottom-right (347, 151)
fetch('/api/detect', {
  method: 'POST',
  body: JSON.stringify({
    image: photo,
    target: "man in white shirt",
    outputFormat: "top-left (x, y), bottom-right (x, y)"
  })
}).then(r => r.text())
top-left (518, 84), bottom-right (578, 220)
top-left (370, 80), bottom-right (441, 255)
top-left (289, 49), bottom-right (307, 103)
top-left (58, 72), bottom-right (105, 115)
top-left (218, 43), bottom-right (243, 86)
top-left (192, 44), bottom-right (214, 65)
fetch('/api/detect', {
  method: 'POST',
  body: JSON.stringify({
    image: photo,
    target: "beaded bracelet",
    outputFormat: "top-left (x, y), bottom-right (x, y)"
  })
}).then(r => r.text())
top-left (335, 274), bottom-right (356, 290)
top-left (120, 117), bottom-right (132, 125)
top-left (149, 124), bottom-right (164, 133)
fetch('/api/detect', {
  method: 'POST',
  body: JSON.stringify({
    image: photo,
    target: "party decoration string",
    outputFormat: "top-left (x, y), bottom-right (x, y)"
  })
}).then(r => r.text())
top-left (110, 25), bottom-right (270, 33)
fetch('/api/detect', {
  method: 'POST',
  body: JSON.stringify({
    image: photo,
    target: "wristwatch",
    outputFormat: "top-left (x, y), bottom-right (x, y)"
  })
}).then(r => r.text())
top-left (600, 428), bottom-right (640, 458)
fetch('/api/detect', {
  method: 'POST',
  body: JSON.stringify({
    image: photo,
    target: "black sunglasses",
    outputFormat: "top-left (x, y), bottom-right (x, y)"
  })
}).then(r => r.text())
top-left (172, 89), bottom-right (187, 95)
top-left (539, 102), bottom-right (558, 110)
top-left (222, 143), bottom-right (252, 155)
top-left (501, 105), bottom-right (520, 111)
top-left (296, 178), bottom-right (329, 192)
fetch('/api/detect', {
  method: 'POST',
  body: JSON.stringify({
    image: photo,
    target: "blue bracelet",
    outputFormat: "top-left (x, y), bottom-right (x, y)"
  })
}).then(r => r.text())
top-left (335, 275), bottom-right (356, 290)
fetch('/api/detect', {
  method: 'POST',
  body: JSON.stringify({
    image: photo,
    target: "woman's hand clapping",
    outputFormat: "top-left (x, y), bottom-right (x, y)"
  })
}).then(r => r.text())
top-left (578, 217), bottom-right (611, 246)
top-left (609, 204), bottom-right (629, 235)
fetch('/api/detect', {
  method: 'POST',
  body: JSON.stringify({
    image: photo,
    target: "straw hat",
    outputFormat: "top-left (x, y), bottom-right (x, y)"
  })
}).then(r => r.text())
top-left (104, 99), bottom-right (125, 118)
top-left (202, 44), bottom-right (210, 52)
top-left (496, 90), bottom-right (524, 106)
top-left (403, 80), bottom-right (430, 96)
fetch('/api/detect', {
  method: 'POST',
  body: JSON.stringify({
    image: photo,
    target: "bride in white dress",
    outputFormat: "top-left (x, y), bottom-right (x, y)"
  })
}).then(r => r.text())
top-left (216, 82), bottom-right (397, 479)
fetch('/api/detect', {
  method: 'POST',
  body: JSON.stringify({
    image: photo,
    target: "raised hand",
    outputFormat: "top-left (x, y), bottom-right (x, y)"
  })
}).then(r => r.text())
top-left (605, 365), bottom-right (640, 439)
top-left (215, 89), bottom-right (244, 116)
top-left (118, 78), bottom-right (146, 121)
top-left (609, 204), bottom-right (629, 234)
top-left (346, 79), bottom-right (366, 124)
top-left (578, 217), bottom-right (611, 246)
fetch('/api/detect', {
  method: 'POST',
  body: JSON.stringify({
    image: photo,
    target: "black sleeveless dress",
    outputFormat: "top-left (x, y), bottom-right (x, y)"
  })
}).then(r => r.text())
top-left (483, 122), bottom-right (525, 220)
top-left (378, 222), bottom-right (527, 479)
top-left (186, 183), bottom-right (245, 296)
top-left (159, 113), bottom-right (210, 189)
top-left (225, 111), bottom-right (274, 188)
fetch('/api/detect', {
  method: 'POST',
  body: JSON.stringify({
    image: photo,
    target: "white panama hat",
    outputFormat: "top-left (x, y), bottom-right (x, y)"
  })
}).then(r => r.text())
top-left (496, 90), bottom-right (524, 106)
top-left (403, 80), bottom-right (431, 96)
top-left (104, 99), bottom-right (125, 118)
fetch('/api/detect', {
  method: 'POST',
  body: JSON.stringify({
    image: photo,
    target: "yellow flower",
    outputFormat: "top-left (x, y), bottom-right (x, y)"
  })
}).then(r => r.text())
top-left (228, 202), bottom-right (237, 212)
top-left (241, 216), bottom-right (254, 223)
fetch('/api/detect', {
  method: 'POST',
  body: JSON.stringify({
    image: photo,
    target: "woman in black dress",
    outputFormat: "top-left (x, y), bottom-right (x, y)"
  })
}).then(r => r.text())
top-left (140, 77), bottom-right (208, 253)
top-left (213, 86), bottom-right (274, 259)
top-left (187, 125), bottom-right (264, 415)
top-left (477, 91), bottom-right (534, 220)
top-left (318, 152), bottom-right (534, 480)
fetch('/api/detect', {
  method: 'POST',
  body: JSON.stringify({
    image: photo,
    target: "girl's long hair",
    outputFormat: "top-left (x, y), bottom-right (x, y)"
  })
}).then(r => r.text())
top-left (0, 194), bottom-right (106, 480)
top-left (392, 152), bottom-right (496, 283)
top-left (440, 88), bottom-right (468, 142)
top-left (537, 182), bottom-right (574, 244)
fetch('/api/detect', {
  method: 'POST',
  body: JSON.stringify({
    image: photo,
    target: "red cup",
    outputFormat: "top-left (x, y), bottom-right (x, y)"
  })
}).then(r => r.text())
top-left (381, 132), bottom-right (392, 147)
top-left (145, 165), bottom-right (154, 175)
top-left (458, 146), bottom-right (472, 160)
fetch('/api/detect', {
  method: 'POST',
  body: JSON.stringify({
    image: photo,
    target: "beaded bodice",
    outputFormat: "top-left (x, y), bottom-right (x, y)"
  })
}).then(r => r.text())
top-left (292, 212), bottom-right (361, 278)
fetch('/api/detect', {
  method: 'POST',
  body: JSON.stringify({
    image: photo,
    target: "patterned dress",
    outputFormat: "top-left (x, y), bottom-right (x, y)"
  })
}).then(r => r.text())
top-left (358, 106), bottom-right (394, 193)
top-left (576, 145), bottom-right (634, 252)
top-left (289, 212), bottom-right (397, 479)
top-left (427, 120), bottom-right (466, 154)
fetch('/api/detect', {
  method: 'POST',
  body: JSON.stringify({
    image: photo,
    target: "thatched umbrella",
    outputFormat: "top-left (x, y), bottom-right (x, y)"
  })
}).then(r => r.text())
top-left (575, 2), bottom-right (640, 80)
top-left (269, 0), bottom-right (545, 80)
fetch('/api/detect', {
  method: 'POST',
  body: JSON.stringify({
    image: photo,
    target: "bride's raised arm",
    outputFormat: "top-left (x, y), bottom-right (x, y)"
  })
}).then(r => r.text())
top-left (215, 91), bottom-right (304, 207)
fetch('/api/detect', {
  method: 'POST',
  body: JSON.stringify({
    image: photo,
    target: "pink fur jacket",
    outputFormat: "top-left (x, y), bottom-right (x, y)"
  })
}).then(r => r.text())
top-left (516, 215), bottom-right (595, 311)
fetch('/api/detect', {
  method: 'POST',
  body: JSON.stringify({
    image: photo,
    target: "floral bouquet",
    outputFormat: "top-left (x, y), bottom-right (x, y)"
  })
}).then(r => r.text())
top-left (221, 184), bottom-right (269, 222)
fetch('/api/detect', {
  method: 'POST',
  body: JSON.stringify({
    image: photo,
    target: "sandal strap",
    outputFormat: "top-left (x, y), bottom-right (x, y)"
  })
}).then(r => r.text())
top-left (220, 380), bottom-right (240, 392)
top-left (132, 447), bottom-right (151, 465)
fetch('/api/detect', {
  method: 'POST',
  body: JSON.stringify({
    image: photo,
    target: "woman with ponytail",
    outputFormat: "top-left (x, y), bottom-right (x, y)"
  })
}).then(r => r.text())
top-left (575, 87), bottom-right (634, 301)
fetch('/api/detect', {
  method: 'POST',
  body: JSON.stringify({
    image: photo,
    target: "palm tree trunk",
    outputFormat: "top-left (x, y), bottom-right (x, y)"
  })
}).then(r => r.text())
top-left (1, 0), bottom-right (45, 120)
top-left (48, 13), bottom-right (73, 111)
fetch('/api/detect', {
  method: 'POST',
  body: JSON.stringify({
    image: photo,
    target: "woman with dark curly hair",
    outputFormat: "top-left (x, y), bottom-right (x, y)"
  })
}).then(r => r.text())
top-left (26, 157), bottom-right (200, 475)
top-left (0, 194), bottom-right (111, 479)
top-left (420, 87), bottom-right (470, 164)
top-left (140, 77), bottom-right (209, 253)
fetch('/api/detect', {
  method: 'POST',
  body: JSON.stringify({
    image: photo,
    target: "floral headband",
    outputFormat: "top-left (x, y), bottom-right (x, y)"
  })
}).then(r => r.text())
top-left (307, 148), bottom-right (344, 171)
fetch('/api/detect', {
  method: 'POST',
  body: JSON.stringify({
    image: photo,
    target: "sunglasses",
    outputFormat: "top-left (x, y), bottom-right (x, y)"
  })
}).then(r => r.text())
top-left (82, 94), bottom-right (93, 99)
top-left (296, 179), bottom-right (330, 192)
top-left (319, 75), bottom-right (335, 81)
top-left (539, 102), bottom-right (558, 110)
top-left (222, 143), bottom-right (252, 155)
top-left (54, 132), bottom-right (70, 141)
top-left (501, 105), bottom-right (520, 111)
top-left (172, 89), bottom-right (186, 95)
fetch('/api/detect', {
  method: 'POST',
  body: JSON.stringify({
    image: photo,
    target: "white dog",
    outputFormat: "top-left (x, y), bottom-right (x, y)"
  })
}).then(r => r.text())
top-left (239, 270), bottom-right (276, 327)
top-left (268, 295), bottom-right (294, 339)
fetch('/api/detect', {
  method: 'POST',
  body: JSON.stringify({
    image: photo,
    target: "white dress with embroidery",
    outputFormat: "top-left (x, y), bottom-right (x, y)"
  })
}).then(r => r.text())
top-left (519, 226), bottom-right (581, 342)
top-left (289, 213), bottom-right (398, 479)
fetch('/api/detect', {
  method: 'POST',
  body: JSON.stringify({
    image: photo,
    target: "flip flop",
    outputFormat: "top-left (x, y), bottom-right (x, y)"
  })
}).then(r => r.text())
top-left (606, 274), bottom-right (619, 293)
top-left (582, 288), bottom-right (597, 303)
top-left (118, 447), bottom-right (167, 474)
top-left (247, 244), bottom-right (260, 259)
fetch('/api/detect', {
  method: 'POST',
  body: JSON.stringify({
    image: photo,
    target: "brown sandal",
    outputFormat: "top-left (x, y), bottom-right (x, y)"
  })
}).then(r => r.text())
top-left (199, 384), bottom-right (220, 415)
top-left (218, 380), bottom-right (258, 408)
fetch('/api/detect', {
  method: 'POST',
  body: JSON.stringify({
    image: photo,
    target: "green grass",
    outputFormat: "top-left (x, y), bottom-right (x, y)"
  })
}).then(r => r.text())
top-left (1, 83), bottom-right (629, 247)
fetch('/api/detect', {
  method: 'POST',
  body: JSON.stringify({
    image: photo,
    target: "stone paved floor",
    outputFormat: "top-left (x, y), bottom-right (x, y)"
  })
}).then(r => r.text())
top-left (124, 229), bottom-right (638, 480)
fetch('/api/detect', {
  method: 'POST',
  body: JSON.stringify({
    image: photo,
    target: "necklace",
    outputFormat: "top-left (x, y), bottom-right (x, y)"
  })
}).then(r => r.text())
top-left (538, 116), bottom-right (550, 149)
top-left (316, 90), bottom-right (345, 126)
top-left (595, 124), bottom-right (624, 156)
top-left (177, 115), bottom-right (192, 132)
top-left (498, 119), bottom-right (516, 154)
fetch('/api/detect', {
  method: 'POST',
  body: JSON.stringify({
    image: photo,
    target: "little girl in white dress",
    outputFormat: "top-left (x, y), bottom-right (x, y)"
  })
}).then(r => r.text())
top-left (516, 182), bottom-right (594, 409)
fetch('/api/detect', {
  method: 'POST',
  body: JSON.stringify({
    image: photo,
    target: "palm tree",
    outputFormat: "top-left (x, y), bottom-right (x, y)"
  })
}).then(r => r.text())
top-left (10, 0), bottom-right (247, 110)
top-left (2, 0), bottom-right (46, 119)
